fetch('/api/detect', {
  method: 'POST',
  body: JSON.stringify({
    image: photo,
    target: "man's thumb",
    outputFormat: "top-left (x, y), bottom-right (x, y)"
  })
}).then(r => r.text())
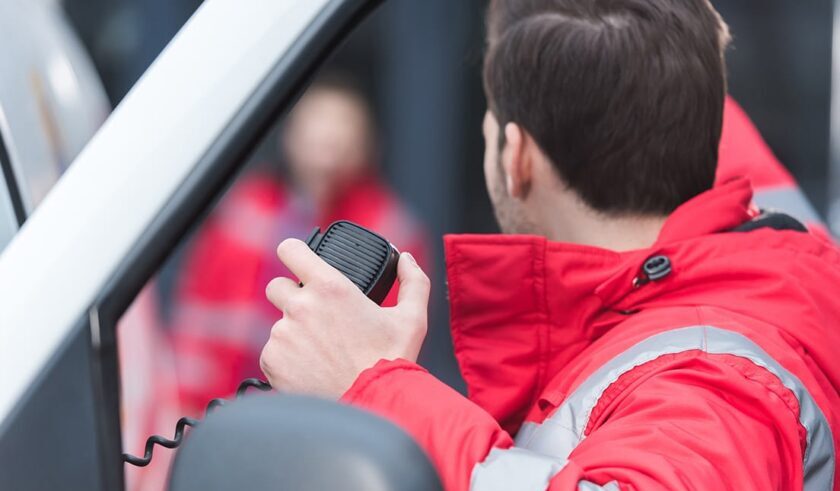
top-left (395, 252), bottom-right (430, 318)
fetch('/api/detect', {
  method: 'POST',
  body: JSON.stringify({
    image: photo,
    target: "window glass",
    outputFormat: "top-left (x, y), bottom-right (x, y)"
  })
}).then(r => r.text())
top-left (118, 77), bottom-right (434, 491)
top-left (113, 3), bottom-right (485, 486)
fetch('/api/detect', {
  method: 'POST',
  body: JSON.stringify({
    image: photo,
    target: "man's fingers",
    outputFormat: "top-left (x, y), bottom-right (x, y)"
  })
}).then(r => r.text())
top-left (276, 238), bottom-right (337, 285)
top-left (266, 276), bottom-right (301, 312)
top-left (395, 252), bottom-right (430, 319)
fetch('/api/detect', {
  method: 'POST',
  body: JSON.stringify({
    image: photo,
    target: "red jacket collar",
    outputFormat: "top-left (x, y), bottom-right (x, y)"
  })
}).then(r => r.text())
top-left (443, 178), bottom-right (755, 433)
top-left (657, 178), bottom-right (753, 244)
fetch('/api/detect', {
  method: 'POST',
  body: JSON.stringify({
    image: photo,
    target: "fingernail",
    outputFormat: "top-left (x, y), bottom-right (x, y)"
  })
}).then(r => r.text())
top-left (404, 252), bottom-right (418, 267)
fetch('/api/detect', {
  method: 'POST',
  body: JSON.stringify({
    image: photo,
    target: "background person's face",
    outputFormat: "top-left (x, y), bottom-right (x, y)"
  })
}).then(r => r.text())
top-left (283, 88), bottom-right (373, 206)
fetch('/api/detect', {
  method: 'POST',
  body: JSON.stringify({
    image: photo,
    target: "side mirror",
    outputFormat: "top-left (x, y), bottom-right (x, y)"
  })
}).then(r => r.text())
top-left (168, 393), bottom-right (443, 491)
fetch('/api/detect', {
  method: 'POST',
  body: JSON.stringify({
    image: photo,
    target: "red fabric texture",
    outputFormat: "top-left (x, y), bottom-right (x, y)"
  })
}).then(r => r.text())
top-left (342, 101), bottom-right (840, 489)
top-left (171, 171), bottom-right (429, 413)
top-left (550, 351), bottom-right (808, 490)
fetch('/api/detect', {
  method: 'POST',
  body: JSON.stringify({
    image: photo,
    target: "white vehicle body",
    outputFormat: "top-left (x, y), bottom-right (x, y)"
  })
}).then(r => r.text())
top-left (0, 1), bottom-right (379, 489)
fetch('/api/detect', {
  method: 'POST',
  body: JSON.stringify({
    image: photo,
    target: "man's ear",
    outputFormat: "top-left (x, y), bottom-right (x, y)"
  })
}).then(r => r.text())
top-left (501, 123), bottom-right (532, 199)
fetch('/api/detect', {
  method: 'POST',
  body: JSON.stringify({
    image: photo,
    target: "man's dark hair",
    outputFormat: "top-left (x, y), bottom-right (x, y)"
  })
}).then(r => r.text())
top-left (484, 0), bottom-right (730, 215)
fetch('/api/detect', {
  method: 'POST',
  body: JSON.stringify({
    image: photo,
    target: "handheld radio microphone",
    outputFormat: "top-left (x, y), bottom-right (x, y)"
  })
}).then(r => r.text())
top-left (305, 220), bottom-right (400, 305)
top-left (123, 221), bottom-right (400, 467)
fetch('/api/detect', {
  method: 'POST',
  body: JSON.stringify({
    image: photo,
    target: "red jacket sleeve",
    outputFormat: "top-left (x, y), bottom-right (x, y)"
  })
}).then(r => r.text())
top-left (549, 354), bottom-right (805, 490)
top-left (342, 359), bottom-right (513, 491)
top-left (344, 355), bottom-right (805, 491)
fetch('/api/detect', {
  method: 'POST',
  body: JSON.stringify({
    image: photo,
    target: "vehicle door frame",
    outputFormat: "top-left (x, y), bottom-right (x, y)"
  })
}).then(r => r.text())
top-left (0, 110), bottom-right (26, 233)
top-left (88, 1), bottom-right (383, 488)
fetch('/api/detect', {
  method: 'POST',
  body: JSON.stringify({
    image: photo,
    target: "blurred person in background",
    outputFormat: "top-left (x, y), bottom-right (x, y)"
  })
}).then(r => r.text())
top-left (169, 73), bottom-right (429, 415)
top-left (119, 286), bottom-right (181, 491)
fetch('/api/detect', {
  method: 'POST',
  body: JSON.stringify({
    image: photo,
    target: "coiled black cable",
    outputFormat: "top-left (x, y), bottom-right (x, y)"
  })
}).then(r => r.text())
top-left (122, 378), bottom-right (272, 467)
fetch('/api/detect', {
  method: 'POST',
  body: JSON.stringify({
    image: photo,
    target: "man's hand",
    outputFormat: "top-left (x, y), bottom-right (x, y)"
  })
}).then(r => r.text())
top-left (259, 238), bottom-right (430, 398)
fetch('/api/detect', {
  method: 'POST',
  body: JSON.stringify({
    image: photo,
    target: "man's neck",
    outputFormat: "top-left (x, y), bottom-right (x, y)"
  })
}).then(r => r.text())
top-left (552, 215), bottom-right (667, 251)
top-left (536, 192), bottom-right (667, 252)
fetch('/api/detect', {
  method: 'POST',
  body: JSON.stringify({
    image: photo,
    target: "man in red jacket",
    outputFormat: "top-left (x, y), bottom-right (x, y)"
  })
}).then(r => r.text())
top-left (259, 1), bottom-right (840, 489)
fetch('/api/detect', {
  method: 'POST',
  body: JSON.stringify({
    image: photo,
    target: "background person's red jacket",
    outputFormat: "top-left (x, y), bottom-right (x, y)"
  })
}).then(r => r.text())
top-left (718, 97), bottom-right (828, 236)
top-left (169, 172), bottom-right (429, 414)
top-left (341, 100), bottom-right (840, 490)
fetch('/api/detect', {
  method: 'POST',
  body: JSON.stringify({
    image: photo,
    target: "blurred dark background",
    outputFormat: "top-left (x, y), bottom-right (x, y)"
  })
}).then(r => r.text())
top-left (61, 0), bottom-right (836, 390)
top-left (716, 1), bottom-right (834, 212)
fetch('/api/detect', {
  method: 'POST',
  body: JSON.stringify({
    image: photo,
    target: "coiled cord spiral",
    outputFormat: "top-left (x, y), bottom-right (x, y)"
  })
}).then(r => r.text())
top-left (122, 378), bottom-right (272, 467)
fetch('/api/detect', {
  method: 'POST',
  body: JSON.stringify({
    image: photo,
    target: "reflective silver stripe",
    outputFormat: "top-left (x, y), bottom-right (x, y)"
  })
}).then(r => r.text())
top-left (754, 187), bottom-right (823, 225)
top-left (514, 326), bottom-right (835, 491)
top-left (470, 447), bottom-right (567, 491)
top-left (470, 447), bottom-right (622, 491)
top-left (470, 448), bottom-right (621, 491)
top-left (172, 303), bottom-right (272, 348)
top-left (578, 481), bottom-right (620, 491)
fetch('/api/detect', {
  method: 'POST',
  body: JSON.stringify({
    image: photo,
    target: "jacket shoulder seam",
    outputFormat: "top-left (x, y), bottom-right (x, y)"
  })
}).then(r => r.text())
top-left (585, 350), bottom-right (807, 451)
